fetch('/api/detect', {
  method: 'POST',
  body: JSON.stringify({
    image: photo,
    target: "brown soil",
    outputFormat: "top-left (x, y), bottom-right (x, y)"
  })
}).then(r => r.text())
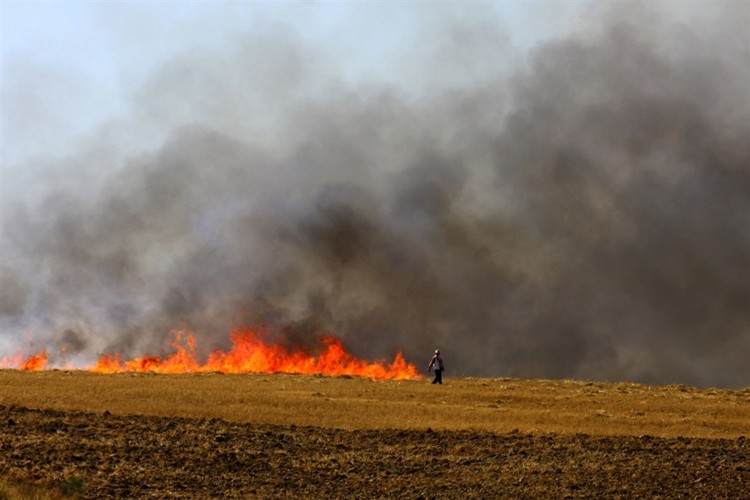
top-left (2, 403), bottom-right (748, 499)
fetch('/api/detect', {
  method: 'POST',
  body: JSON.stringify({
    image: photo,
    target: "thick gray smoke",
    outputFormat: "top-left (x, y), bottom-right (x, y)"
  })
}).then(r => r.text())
top-left (2, 3), bottom-right (748, 387)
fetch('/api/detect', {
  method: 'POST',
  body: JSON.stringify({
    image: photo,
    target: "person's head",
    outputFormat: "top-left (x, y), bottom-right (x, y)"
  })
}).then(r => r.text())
top-left (435, 349), bottom-right (440, 355)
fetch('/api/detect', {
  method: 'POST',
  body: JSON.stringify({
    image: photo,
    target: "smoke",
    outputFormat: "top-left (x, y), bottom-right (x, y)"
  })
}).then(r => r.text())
top-left (2, 3), bottom-right (748, 387)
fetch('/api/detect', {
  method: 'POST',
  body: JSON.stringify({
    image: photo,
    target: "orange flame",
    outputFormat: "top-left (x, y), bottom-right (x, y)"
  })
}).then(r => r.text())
top-left (20, 350), bottom-right (49, 371)
top-left (0, 350), bottom-right (48, 371)
top-left (91, 329), bottom-right (419, 380)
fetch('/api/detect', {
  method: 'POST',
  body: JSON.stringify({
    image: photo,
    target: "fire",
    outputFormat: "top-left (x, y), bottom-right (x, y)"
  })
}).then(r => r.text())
top-left (11, 350), bottom-right (49, 371)
top-left (1, 352), bottom-right (43, 370)
top-left (2, 329), bottom-right (419, 379)
top-left (199, 331), bottom-right (418, 379)
top-left (86, 328), bottom-right (421, 380)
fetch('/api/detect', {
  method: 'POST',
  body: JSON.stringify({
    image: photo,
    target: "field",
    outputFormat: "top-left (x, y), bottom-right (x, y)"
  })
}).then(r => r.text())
top-left (1, 370), bottom-right (748, 498)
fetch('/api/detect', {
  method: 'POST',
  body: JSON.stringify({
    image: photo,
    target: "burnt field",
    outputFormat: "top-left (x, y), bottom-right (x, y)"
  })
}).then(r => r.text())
top-left (1, 371), bottom-right (748, 498)
top-left (2, 404), bottom-right (749, 498)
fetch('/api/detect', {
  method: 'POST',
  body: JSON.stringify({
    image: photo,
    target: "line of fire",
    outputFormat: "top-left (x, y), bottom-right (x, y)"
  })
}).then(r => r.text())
top-left (0, 329), bottom-right (419, 380)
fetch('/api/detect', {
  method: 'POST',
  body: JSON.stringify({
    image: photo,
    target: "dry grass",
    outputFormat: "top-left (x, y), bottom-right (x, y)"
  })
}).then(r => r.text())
top-left (2, 370), bottom-right (748, 498)
top-left (1, 370), bottom-right (747, 439)
top-left (0, 478), bottom-right (54, 500)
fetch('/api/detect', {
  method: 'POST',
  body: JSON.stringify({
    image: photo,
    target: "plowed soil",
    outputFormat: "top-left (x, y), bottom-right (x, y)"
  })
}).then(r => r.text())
top-left (2, 403), bottom-right (748, 498)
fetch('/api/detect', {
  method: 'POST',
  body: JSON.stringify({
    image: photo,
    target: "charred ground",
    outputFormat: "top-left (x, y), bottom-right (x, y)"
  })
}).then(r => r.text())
top-left (2, 403), bottom-right (748, 498)
top-left (1, 372), bottom-right (749, 498)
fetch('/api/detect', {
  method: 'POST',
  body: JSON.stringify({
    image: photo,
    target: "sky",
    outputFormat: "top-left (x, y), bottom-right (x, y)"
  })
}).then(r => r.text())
top-left (1, 1), bottom-right (748, 388)
top-left (1, 2), bottom-right (580, 165)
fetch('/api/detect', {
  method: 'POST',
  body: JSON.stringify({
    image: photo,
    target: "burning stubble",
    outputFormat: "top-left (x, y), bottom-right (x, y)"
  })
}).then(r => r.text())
top-left (1, 3), bottom-right (748, 387)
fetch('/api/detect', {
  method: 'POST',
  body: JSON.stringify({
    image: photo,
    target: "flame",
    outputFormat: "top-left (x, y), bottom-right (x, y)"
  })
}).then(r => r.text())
top-left (10, 350), bottom-right (49, 371)
top-left (90, 328), bottom-right (419, 380)
top-left (0, 350), bottom-right (48, 371)
top-left (2, 329), bottom-right (420, 379)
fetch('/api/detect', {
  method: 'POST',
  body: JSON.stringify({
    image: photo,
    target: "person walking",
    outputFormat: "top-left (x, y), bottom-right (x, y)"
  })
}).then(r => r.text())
top-left (427, 349), bottom-right (444, 384)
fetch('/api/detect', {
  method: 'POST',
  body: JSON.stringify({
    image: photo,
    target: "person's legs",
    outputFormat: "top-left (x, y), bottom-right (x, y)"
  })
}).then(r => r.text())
top-left (432, 371), bottom-right (440, 384)
top-left (436, 369), bottom-right (442, 384)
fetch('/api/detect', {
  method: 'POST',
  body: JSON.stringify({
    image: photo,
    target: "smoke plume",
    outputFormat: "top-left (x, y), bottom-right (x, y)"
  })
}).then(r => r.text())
top-left (2, 3), bottom-right (748, 387)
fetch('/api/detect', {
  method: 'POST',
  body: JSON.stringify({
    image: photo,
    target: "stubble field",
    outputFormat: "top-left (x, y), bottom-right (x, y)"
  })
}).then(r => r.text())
top-left (1, 370), bottom-right (748, 498)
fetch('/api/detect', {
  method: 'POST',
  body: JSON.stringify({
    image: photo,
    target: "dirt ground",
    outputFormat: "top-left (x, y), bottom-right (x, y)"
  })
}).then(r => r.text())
top-left (2, 403), bottom-right (748, 499)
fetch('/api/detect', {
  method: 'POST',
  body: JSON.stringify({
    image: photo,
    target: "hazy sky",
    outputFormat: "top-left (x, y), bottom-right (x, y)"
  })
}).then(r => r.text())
top-left (2, 2), bottom-right (581, 164)
top-left (1, 2), bottom-right (748, 388)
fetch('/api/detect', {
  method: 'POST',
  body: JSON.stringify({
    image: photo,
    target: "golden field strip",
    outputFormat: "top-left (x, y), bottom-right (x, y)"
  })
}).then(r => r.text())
top-left (1, 370), bottom-right (747, 439)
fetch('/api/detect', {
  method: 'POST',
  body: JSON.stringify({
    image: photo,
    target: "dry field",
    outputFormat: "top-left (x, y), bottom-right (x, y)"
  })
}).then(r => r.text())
top-left (1, 370), bottom-right (748, 498)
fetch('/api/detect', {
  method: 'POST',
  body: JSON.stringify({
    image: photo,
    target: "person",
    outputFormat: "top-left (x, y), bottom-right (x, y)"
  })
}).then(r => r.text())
top-left (427, 349), bottom-right (444, 384)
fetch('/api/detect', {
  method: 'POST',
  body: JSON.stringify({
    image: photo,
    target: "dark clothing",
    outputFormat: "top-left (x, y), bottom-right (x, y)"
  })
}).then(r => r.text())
top-left (428, 354), bottom-right (444, 384)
